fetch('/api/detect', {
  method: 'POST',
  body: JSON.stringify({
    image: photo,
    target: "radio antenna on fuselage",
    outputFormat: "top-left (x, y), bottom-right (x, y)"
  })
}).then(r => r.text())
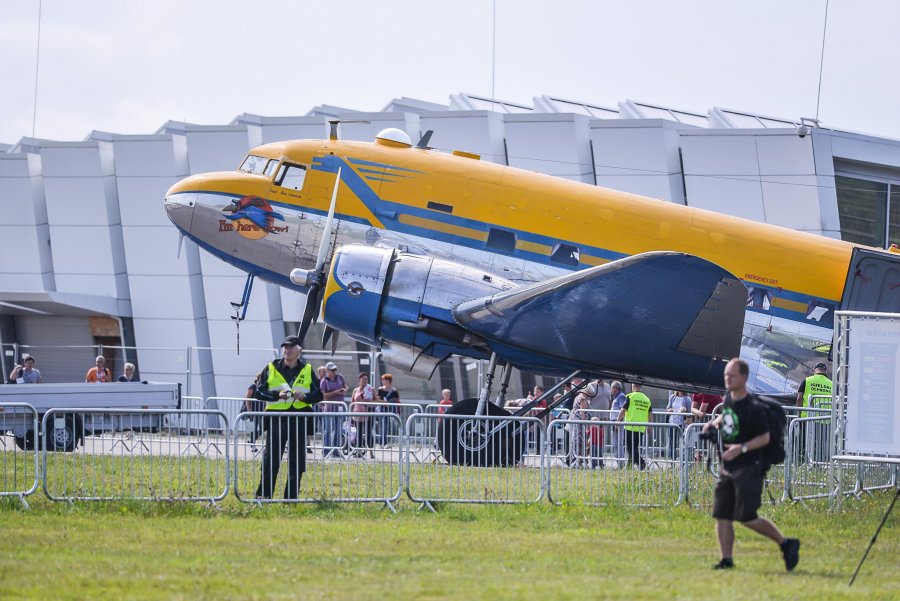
top-left (416, 130), bottom-right (434, 149)
top-left (327, 119), bottom-right (372, 141)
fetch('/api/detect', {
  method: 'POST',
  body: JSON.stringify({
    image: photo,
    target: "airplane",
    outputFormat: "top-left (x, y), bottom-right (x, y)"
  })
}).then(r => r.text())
top-left (163, 124), bottom-right (893, 463)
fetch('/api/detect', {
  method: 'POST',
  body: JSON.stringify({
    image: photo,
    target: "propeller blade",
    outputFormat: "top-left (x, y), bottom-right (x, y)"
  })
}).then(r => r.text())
top-left (176, 232), bottom-right (185, 258)
top-left (296, 284), bottom-right (321, 343)
top-left (330, 329), bottom-right (340, 355)
top-left (322, 325), bottom-right (341, 354)
top-left (314, 166), bottom-right (341, 273)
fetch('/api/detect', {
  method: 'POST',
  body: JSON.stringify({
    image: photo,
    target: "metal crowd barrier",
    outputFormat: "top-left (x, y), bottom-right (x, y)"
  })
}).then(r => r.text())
top-left (165, 396), bottom-right (207, 434)
top-left (41, 409), bottom-right (230, 503)
top-left (0, 402), bottom-right (40, 507)
top-left (312, 400), bottom-right (350, 459)
top-left (680, 422), bottom-right (719, 508)
top-left (785, 416), bottom-right (833, 501)
top-left (349, 401), bottom-right (420, 451)
top-left (405, 413), bottom-right (545, 509)
top-left (206, 396), bottom-right (259, 433)
top-left (547, 420), bottom-right (682, 506)
top-left (232, 411), bottom-right (402, 510)
top-left (10, 401), bottom-right (894, 511)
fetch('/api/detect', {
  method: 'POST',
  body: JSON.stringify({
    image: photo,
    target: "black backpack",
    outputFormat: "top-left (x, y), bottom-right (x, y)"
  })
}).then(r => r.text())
top-left (752, 396), bottom-right (787, 466)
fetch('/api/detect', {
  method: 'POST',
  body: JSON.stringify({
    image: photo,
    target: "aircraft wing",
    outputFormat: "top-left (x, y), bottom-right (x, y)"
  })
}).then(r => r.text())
top-left (451, 251), bottom-right (747, 390)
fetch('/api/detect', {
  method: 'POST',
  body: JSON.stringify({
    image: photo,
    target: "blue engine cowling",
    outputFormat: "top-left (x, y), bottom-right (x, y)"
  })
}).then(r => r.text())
top-left (321, 244), bottom-right (516, 377)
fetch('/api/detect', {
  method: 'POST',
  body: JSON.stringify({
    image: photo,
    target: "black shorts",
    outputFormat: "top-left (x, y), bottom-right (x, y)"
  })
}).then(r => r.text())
top-left (712, 461), bottom-right (764, 523)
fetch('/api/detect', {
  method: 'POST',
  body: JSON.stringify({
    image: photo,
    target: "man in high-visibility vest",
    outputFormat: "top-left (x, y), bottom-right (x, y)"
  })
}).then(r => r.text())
top-left (796, 362), bottom-right (832, 417)
top-left (617, 383), bottom-right (653, 470)
top-left (254, 336), bottom-right (323, 500)
top-left (795, 362), bottom-right (832, 462)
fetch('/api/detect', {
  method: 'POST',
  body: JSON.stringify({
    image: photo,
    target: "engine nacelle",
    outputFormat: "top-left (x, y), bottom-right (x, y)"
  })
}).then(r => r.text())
top-left (322, 244), bottom-right (516, 377)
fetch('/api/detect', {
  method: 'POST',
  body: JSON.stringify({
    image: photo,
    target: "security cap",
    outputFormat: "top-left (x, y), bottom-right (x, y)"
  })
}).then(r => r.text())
top-left (325, 361), bottom-right (338, 371)
top-left (281, 336), bottom-right (302, 348)
top-left (814, 362), bottom-right (827, 371)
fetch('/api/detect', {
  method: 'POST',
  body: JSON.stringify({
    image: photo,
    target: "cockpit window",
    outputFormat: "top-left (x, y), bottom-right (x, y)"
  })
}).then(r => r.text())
top-left (239, 154), bottom-right (268, 174)
top-left (263, 159), bottom-right (280, 177)
top-left (275, 163), bottom-right (307, 191)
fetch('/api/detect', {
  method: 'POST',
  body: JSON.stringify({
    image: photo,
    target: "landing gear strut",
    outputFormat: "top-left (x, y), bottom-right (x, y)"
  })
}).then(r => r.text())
top-left (230, 273), bottom-right (255, 355)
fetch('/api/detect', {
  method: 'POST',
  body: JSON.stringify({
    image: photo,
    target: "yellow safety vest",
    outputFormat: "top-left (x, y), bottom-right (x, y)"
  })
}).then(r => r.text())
top-left (624, 392), bottom-right (652, 433)
top-left (801, 373), bottom-right (832, 418)
top-left (265, 362), bottom-right (313, 411)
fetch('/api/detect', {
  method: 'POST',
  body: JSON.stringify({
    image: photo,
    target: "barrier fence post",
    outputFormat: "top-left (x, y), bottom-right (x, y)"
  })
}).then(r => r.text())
top-left (0, 402), bottom-right (40, 509)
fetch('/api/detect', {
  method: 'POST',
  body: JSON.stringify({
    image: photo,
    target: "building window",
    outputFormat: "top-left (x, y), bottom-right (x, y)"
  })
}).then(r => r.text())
top-left (486, 228), bottom-right (516, 253)
top-left (275, 163), bottom-right (307, 191)
top-left (550, 243), bottom-right (580, 266)
top-left (836, 175), bottom-right (888, 247)
top-left (890, 186), bottom-right (900, 247)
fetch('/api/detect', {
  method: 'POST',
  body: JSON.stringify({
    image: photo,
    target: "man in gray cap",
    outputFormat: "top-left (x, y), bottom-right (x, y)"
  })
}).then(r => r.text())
top-left (254, 336), bottom-right (322, 500)
top-left (320, 360), bottom-right (348, 458)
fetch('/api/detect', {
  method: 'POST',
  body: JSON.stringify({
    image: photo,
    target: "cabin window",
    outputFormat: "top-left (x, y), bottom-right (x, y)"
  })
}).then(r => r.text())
top-left (239, 154), bottom-right (268, 174)
top-left (486, 228), bottom-right (516, 253)
top-left (275, 163), bottom-right (307, 191)
top-left (264, 159), bottom-right (280, 177)
top-left (551, 243), bottom-right (580, 266)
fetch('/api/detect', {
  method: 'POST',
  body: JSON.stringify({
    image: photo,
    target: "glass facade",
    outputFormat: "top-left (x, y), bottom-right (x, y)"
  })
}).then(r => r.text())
top-left (835, 175), bottom-right (888, 247)
top-left (891, 185), bottom-right (900, 247)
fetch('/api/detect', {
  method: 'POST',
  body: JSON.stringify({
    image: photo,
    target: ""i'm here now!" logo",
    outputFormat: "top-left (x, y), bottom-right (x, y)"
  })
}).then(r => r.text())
top-left (219, 196), bottom-right (288, 240)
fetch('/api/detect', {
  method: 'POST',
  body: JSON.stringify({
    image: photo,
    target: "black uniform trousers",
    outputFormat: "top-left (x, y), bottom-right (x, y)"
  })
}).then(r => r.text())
top-left (625, 428), bottom-right (647, 470)
top-left (256, 409), bottom-right (309, 499)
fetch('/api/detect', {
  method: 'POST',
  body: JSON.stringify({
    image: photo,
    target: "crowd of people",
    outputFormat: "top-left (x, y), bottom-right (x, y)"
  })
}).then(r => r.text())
top-left (6, 354), bottom-right (139, 384)
top-left (505, 378), bottom-right (726, 470)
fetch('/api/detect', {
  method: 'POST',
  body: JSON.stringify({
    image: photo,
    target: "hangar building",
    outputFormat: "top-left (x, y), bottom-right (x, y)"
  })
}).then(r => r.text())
top-left (2, 93), bottom-right (898, 400)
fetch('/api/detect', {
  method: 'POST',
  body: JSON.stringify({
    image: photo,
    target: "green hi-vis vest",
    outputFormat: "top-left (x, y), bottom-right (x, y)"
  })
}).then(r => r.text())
top-left (624, 392), bottom-right (652, 432)
top-left (802, 373), bottom-right (832, 417)
top-left (265, 362), bottom-right (313, 411)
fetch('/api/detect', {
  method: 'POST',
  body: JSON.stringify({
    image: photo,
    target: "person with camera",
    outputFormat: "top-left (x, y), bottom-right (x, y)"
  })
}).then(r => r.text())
top-left (703, 358), bottom-right (800, 571)
top-left (253, 336), bottom-right (322, 500)
top-left (351, 372), bottom-right (376, 458)
top-left (375, 373), bottom-right (400, 447)
top-left (8, 354), bottom-right (42, 384)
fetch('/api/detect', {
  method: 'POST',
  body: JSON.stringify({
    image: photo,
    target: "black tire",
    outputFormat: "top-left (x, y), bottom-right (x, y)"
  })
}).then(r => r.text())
top-left (436, 398), bottom-right (526, 467)
top-left (45, 414), bottom-right (82, 453)
top-left (14, 430), bottom-right (37, 451)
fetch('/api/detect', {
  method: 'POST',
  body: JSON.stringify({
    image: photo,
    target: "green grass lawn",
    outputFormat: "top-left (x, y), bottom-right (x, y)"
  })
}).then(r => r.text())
top-left (1, 491), bottom-right (897, 600)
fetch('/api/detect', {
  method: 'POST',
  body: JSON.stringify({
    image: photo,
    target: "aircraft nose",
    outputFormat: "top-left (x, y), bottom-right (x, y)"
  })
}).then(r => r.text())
top-left (164, 189), bottom-right (196, 233)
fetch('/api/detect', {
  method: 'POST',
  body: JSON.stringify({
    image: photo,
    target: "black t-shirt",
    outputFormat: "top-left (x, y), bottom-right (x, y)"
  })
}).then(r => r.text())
top-left (720, 392), bottom-right (769, 471)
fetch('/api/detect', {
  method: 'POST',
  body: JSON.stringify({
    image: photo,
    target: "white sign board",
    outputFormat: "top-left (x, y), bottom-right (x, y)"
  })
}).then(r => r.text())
top-left (846, 316), bottom-right (900, 455)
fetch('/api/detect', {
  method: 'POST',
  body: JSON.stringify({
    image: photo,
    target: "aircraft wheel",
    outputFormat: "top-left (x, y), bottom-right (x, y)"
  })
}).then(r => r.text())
top-left (46, 414), bottom-right (82, 453)
top-left (436, 398), bottom-right (526, 467)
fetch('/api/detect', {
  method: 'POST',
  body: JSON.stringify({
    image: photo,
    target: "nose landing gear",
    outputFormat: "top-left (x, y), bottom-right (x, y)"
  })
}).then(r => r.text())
top-left (436, 398), bottom-right (525, 467)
